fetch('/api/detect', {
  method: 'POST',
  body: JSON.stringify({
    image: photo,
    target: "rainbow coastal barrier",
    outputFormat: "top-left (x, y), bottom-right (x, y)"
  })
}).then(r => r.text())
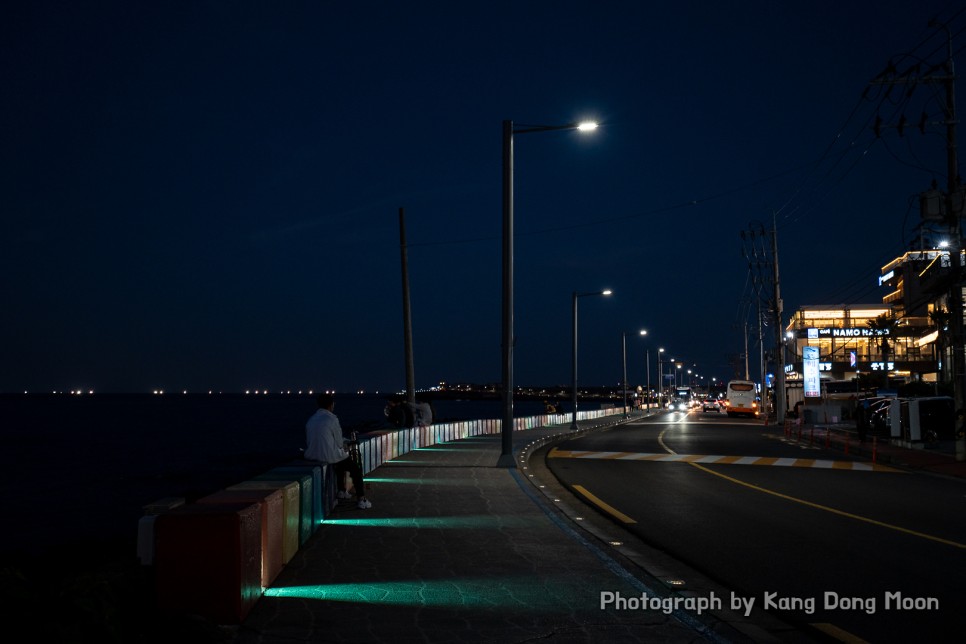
top-left (137, 406), bottom-right (628, 623)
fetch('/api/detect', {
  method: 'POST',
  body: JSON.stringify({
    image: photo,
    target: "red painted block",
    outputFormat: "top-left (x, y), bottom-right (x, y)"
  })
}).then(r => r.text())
top-left (154, 502), bottom-right (262, 624)
top-left (198, 489), bottom-right (284, 588)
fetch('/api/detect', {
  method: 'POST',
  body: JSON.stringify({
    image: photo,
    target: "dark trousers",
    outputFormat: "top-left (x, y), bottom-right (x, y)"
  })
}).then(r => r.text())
top-left (335, 457), bottom-right (366, 496)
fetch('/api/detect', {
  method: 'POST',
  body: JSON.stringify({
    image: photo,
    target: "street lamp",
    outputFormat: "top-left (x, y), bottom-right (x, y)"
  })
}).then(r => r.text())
top-left (639, 330), bottom-right (655, 410)
top-left (572, 289), bottom-right (612, 430)
top-left (622, 332), bottom-right (627, 418)
top-left (500, 119), bottom-right (598, 467)
top-left (622, 329), bottom-right (647, 417)
top-left (657, 348), bottom-right (665, 408)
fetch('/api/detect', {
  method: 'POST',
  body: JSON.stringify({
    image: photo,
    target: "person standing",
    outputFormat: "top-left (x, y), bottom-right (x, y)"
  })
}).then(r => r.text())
top-left (855, 398), bottom-right (867, 443)
top-left (305, 393), bottom-right (371, 509)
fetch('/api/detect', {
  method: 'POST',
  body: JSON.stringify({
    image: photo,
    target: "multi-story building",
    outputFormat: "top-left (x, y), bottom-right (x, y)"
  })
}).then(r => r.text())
top-left (784, 250), bottom-right (944, 388)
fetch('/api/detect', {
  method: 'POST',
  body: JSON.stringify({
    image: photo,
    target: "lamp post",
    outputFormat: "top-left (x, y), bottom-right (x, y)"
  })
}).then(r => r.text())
top-left (572, 289), bottom-right (612, 430)
top-left (622, 329), bottom-right (647, 417)
top-left (500, 119), bottom-right (598, 467)
top-left (639, 329), bottom-right (648, 411)
top-left (622, 332), bottom-right (628, 418)
top-left (657, 348), bottom-right (665, 408)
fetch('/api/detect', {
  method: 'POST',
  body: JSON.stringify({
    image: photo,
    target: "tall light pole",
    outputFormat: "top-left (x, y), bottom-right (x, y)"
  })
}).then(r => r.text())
top-left (657, 348), bottom-right (665, 407)
top-left (572, 289), bottom-right (612, 430)
top-left (622, 332), bottom-right (628, 418)
top-left (622, 329), bottom-right (647, 417)
top-left (646, 348), bottom-right (651, 409)
top-left (398, 207), bottom-right (416, 406)
top-left (639, 329), bottom-right (648, 410)
top-left (500, 119), bottom-right (598, 467)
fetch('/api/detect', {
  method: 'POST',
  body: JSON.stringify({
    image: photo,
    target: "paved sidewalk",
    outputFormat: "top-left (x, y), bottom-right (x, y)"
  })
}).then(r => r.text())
top-left (231, 418), bottom-right (772, 644)
top-left (774, 420), bottom-right (966, 479)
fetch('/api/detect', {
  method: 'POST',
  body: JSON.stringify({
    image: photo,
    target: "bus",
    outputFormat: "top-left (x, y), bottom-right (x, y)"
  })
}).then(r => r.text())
top-left (670, 386), bottom-right (694, 411)
top-left (725, 380), bottom-right (759, 418)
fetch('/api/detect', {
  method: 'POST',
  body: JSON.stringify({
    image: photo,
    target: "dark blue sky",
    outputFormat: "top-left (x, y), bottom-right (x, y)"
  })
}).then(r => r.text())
top-left (3, 1), bottom-right (964, 394)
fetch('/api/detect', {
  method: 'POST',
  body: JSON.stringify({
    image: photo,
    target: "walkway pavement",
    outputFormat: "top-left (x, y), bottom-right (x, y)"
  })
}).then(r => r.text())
top-left (774, 419), bottom-right (966, 479)
top-left (231, 414), bottom-right (966, 643)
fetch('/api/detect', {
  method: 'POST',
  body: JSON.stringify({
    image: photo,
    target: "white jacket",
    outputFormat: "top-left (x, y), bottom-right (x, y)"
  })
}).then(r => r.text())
top-left (304, 408), bottom-right (348, 464)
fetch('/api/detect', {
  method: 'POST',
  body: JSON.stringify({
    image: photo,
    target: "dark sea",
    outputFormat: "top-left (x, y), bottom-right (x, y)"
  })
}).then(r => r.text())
top-left (0, 393), bottom-right (560, 566)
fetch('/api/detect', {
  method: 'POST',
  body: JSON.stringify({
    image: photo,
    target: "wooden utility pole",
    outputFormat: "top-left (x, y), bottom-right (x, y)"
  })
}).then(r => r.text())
top-left (398, 207), bottom-right (416, 405)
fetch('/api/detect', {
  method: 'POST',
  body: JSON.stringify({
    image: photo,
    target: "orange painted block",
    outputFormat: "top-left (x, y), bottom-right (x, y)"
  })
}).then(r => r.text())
top-left (253, 471), bottom-right (313, 545)
top-left (228, 480), bottom-right (300, 564)
top-left (154, 502), bottom-right (262, 624)
top-left (271, 463), bottom-right (323, 529)
top-left (198, 489), bottom-right (284, 587)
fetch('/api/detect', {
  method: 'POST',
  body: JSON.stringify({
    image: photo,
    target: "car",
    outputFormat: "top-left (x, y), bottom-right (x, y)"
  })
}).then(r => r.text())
top-left (702, 397), bottom-right (719, 412)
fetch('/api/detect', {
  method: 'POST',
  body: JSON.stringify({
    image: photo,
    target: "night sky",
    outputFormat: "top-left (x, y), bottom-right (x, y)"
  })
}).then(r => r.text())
top-left (3, 1), bottom-right (964, 394)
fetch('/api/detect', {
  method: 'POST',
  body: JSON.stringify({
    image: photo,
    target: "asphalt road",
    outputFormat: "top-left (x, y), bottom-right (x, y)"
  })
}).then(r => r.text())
top-left (545, 408), bottom-right (966, 642)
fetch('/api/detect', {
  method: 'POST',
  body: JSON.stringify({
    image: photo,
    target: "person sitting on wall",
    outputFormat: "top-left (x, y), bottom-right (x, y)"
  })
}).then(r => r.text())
top-left (415, 399), bottom-right (434, 428)
top-left (384, 396), bottom-right (415, 428)
top-left (306, 393), bottom-right (371, 509)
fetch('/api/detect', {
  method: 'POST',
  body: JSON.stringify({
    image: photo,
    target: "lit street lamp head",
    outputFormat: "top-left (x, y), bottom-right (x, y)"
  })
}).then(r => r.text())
top-left (500, 116), bottom-right (599, 464)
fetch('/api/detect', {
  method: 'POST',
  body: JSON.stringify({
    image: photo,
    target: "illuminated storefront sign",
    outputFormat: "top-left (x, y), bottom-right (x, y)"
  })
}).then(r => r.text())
top-left (806, 327), bottom-right (889, 338)
top-left (804, 346), bottom-right (820, 397)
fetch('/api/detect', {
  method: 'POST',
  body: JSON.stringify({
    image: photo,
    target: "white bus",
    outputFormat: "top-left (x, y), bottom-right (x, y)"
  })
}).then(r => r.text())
top-left (669, 386), bottom-right (693, 411)
top-left (725, 380), bottom-right (759, 418)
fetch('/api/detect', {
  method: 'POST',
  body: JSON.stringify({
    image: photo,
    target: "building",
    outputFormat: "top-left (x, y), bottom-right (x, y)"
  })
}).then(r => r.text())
top-left (784, 250), bottom-right (945, 389)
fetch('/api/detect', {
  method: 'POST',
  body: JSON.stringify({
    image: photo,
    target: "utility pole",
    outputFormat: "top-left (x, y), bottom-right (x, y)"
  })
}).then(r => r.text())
top-left (740, 220), bottom-right (784, 419)
top-left (934, 22), bottom-right (966, 417)
top-left (934, 22), bottom-right (966, 461)
top-left (772, 213), bottom-right (786, 422)
top-left (871, 22), bottom-right (962, 455)
top-left (743, 320), bottom-right (750, 380)
top-left (398, 208), bottom-right (416, 406)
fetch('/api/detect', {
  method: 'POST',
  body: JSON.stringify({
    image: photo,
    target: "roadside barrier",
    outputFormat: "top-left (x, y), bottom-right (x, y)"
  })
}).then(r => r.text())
top-left (784, 422), bottom-right (882, 464)
top-left (138, 406), bottom-right (627, 624)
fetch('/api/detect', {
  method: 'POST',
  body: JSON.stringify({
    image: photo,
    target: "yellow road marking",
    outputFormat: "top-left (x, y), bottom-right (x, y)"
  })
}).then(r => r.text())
top-left (571, 484), bottom-right (637, 524)
top-left (651, 427), bottom-right (966, 550)
top-left (687, 461), bottom-right (966, 548)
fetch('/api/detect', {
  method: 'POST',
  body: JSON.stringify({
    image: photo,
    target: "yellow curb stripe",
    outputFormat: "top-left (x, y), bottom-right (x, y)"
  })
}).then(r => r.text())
top-left (572, 484), bottom-right (637, 524)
